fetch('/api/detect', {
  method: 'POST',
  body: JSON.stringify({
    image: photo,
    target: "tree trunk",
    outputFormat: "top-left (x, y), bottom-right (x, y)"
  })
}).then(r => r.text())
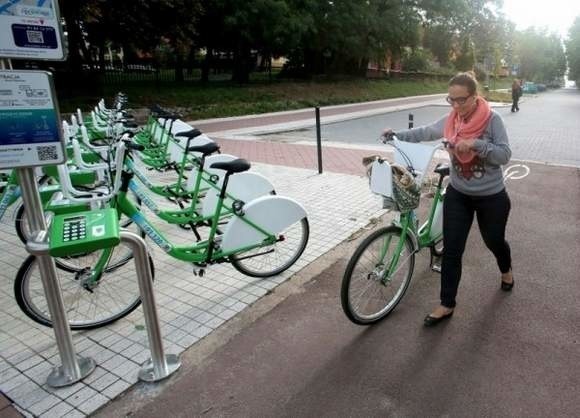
top-left (201, 47), bottom-right (212, 83)
top-left (60, 4), bottom-right (84, 73)
top-left (232, 41), bottom-right (251, 84)
top-left (98, 41), bottom-right (106, 73)
top-left (175, 54), bottom-right (184, 83)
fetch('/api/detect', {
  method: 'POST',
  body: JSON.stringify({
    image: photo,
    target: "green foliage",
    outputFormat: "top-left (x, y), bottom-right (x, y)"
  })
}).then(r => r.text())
top-left (59, 0), bottom-right (562, 89)
top-left (566, 17), bottom-right (580, 83)
top-left (422, 24), bottom-right (454, 66)
top-left (516, 28), bottom-right (566, 83)
top-left (401, 49), bottom-right (434, 72)
top-left (454, 38), bottom-right (475, 71)
top-left (58, 78), bottom-right (450, 119)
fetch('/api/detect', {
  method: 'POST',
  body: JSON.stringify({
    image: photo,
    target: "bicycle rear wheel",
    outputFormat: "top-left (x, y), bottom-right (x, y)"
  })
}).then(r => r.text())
top-left (230, 218), bottom-right (309, 278)
top-left (341, 226), bottom-right (415, 325)
top-left (14, 242), bottom-right (155, 330)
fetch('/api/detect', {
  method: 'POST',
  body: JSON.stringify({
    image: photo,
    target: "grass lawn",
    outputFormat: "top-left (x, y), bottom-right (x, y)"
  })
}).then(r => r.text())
top-left (58, 76), bottom-right (512, 120)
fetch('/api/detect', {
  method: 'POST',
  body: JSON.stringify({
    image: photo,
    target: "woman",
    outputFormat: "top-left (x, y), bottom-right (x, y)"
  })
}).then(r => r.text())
top-left (384, 72), bottom-right (513, 327)
top-left (511, 79), bottom-right (522, 112)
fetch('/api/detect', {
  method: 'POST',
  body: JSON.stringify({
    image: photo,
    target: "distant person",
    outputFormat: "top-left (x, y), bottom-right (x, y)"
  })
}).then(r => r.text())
top-left (383, 72), bottom-right (513, 327)
top-left (511, 79), bottom-right (522, 112)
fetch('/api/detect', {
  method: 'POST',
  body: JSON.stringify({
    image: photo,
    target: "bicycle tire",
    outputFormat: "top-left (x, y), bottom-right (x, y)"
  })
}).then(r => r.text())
top-left (341, 226), bottom-right (415, 325)
top-left (230, 218), bottom-right (309, 278)
top-left (14, 245), bottom-right (155, 330)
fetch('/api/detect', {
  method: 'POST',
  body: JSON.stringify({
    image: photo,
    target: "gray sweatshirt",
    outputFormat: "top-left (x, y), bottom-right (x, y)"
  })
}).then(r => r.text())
top-left (395, 110), bottom-right (511, 196)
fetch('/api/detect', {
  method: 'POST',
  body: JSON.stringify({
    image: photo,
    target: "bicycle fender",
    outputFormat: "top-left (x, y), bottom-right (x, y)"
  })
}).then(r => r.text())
top-left (221, 195), bottom-right (307, 252)
top-left (201, 172), bottom-right (275, 218)
top-left (187, 153), bottom-right (237, 191)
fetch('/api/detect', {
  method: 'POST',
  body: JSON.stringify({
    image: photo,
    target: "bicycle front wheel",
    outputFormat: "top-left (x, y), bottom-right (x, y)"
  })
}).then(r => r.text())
top-left (14, 242), bottom-right (155, 330)
top-left (341, 226), bottom-right (415, 325)
top-left (230, 218), bottom-right (309, 278)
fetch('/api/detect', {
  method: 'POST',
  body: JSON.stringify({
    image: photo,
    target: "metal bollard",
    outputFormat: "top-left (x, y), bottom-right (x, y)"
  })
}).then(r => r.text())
top-left (18, 167), bottom-right (96, 387)
top-left (315, 107), bottom-right (323, 174)
top-left (408, 113), bottom-right (414, 129)
top-left (119, 231), bottom-right (181, 382)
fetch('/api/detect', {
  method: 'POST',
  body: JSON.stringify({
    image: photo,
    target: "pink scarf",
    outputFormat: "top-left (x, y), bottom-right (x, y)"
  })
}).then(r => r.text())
top-left (443, 98), bottom-right (492, 178)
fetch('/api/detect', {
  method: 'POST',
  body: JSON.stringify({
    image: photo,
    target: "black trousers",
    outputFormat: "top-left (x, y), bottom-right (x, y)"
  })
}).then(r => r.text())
top-left (511, 95), bottom-right (520, 112)
top-left (440, 186), bottom-right (512, 308)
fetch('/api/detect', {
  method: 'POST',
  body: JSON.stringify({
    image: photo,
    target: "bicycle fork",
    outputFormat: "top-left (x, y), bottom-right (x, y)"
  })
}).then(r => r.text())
top-left (380, 214), bottom-right (415, 285)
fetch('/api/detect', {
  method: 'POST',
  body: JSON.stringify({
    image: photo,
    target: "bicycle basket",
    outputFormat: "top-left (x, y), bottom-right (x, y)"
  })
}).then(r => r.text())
top-left (368, 158), bottom-right (420, 212)
top-left (390, 164), bottom-right (421, 212)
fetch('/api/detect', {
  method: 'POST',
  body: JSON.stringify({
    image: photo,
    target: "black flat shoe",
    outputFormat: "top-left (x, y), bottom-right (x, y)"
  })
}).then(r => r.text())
top-left (423, 310), bottom-right (454, 327)
top-left (501, 277), bottom-right (514, 291)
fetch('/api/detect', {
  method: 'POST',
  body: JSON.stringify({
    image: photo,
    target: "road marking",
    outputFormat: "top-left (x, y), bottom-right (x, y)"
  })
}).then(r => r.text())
top-left (503, 164), bottom-right (530, 180)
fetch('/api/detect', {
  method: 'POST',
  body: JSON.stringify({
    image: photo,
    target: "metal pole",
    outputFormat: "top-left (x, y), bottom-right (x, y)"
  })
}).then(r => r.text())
top-left (119, 231), bottom-right (181, 382)
top-left (315, 107), bottom-right (323, 174)
top-left (408, 113), bottom-right (414, 129)
top-left (18, 168), bottom-right (96, 387)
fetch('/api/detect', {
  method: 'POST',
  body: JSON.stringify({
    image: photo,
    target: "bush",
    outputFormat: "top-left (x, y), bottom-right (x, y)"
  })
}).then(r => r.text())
top-left (401, 49), bottom-right (434, 72)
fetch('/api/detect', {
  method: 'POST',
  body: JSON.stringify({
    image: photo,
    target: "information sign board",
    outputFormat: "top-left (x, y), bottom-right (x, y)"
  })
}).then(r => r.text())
top-left (0, 0), bottom-right (66, 60)
top-left (0, 69), bottom-right (65, 168)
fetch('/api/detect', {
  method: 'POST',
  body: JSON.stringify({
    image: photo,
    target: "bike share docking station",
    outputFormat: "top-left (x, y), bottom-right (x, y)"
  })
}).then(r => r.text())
top-left (0, 69), bottom-right (179, 385)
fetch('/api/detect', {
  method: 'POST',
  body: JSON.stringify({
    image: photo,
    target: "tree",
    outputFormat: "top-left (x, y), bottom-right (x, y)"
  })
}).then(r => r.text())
top-left (566, 16), bottom-right (580, 84)
top-left (422, 24), bottom-right (454, 67)
top-left (454, 37), bottom-right (475, 71)
top-left (516, 28), bottom-right (566, 83)
top-left (60, 0), bottom-right (203, 80)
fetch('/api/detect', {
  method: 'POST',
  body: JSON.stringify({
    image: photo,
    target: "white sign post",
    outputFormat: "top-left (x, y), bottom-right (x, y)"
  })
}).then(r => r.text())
top-left (0, 0), bottom-right (66, 61)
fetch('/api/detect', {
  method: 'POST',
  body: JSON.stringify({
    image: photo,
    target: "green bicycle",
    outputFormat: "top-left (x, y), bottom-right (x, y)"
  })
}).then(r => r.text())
top-left (341, 137), bottom-right (448, 325)
top-left (14, 141), bottom-right (309, 330)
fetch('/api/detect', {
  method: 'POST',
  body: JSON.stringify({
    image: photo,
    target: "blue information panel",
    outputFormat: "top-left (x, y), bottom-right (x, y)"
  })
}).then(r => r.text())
top-left (0, 70), bottom-right (65, 168)
top-left (12, 23), bottom-right (58, 49)
top-left (0, 0), bottom-right (65, 60)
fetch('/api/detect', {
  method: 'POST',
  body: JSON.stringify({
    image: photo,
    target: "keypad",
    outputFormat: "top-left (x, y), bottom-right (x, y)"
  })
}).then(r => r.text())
top-left (63, 216), bottom-right (86, 242)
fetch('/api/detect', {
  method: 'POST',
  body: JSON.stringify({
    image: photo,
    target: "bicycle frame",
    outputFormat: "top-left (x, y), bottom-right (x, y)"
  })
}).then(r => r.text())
top-left (381, 171), bottom-right (446, 283)
top-left (77, 167), bottom-right (282, 288)
top-left (127, 168), bottom-right (230, 226)
top-left (0, 171), bottom-right (73, 222)
top-left (117, 178), bottom-right (277, 263)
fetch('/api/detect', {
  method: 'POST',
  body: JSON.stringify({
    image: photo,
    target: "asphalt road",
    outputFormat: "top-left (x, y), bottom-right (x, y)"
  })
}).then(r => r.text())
top-left (268, 88), bottom-right (580, 167)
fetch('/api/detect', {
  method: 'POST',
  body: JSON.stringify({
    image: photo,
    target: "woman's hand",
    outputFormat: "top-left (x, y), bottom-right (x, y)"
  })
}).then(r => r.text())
top-left (381, 128), bottom-right (395, 142)
top-left (455, 139), bottom-right (477, 153)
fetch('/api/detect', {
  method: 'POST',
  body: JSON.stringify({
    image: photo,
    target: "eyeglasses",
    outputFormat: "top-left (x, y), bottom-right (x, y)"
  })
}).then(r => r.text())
top-left (446, 95), bottom-right (472, 105)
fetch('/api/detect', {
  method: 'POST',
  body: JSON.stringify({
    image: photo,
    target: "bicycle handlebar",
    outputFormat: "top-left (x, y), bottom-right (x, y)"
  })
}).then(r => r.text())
top-left (381, 132), bottom-right (451, 152)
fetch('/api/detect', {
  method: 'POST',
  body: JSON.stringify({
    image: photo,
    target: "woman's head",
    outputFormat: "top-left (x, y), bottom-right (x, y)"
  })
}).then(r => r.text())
top-left (447, 72), bottom-right (478, 117)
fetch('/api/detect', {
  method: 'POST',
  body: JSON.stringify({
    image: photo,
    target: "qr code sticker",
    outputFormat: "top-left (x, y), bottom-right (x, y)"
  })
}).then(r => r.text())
top-left (26, 30), bottom-right (44, 44)
top-left (37, 146), bottom-right (58, 161)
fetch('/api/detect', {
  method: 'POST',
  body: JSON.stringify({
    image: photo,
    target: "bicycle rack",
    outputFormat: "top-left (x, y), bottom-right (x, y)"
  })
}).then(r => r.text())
top-left (120, 231), bottom-right (181, 382)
